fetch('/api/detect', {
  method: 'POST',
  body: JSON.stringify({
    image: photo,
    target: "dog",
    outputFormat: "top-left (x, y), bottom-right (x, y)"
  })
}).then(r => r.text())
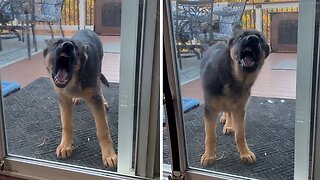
top-left (200, 29), bottom-right (269, 166)
top-left (43, 29), bottom-right (117, 168)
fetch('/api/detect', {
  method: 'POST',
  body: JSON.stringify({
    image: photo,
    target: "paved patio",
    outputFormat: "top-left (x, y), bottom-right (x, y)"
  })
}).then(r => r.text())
top-left (0, 34), bottom-right (49, 68)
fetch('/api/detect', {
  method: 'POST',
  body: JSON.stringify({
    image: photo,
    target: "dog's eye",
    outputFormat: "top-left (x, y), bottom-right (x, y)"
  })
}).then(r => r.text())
top-left (238, 36), bottom-right (243, 40)
top-left (53, 42), bottom-right (59, 46)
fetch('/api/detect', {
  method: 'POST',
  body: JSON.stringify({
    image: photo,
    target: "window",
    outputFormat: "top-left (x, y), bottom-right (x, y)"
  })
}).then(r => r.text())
top-left (164, 0), bottom-right (320, 179)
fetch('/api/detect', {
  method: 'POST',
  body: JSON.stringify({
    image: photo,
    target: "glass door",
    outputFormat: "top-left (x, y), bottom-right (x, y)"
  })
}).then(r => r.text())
top-left (0, 0), bottom-right (159, 179)
top-left (164, 0), bottom-right (319, 179)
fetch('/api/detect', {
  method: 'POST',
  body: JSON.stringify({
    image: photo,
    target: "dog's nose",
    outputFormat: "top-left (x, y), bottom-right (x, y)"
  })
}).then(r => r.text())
top-left (246, 35), bottom-right (259, 42)
top-left (61, 41), bottom-right (74, 49)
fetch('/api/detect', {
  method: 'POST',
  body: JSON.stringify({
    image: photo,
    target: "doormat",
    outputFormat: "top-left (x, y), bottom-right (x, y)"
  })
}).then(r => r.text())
top-left (3, 77), bottom-right (119, 171)
top-left (163, 97), bottom-right (295, 180)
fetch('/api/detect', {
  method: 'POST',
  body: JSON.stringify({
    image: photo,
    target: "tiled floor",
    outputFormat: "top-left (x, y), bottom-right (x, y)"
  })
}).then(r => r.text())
top-left (0, 36), bottom-right (120, 87)
top-left (181, 53), bottom-right (297, 103)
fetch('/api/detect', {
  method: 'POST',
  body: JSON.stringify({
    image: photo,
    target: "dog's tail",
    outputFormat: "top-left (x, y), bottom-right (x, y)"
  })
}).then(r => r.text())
top-left (100, 74), bottom-right (110, 87)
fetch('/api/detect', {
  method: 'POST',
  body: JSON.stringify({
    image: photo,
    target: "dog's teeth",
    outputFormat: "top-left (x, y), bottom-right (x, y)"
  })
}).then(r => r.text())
top-left (241, 59), bottom-right (245, 66)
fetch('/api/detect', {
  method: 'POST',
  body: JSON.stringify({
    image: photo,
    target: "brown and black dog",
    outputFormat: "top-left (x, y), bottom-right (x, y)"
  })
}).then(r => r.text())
top-left (43, 29), bottom-right (117, 168)
top-left (200, 29), bottom-right (269, 166)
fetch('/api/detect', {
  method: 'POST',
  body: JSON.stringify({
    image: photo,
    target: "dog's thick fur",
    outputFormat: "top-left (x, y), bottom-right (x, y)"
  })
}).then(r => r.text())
top-left (43, 29), bottom-right (117, 168)
top-left (200, 29), bottom-right (269, 166)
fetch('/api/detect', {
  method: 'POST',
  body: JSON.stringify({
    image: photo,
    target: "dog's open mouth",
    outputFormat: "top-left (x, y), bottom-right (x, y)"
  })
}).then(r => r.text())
top-left (240, 47), bottom-right (255, 68)
top-left (54, 53), bottom-right (71, 88)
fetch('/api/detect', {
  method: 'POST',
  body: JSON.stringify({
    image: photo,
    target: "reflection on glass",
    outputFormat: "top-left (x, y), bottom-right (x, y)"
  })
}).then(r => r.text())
top-left (164, 0), bottom-right (297, 179)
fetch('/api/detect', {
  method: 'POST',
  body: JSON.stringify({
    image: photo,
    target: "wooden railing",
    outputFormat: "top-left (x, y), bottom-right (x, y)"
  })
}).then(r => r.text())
top-left (59, 0), bottom-right (298, 37)
top-left (60, 0), bottom-right (94, 26)
top-left (243, 1), bottom-right (298, 42)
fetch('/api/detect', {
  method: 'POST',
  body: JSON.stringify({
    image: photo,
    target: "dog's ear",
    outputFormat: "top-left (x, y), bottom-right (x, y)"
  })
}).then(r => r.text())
top-left (44, 39), bottom-right (51, 46)
top-left (43, 48), bottom-right (48, 57)
top-left (227, 34), bottom-right (235, 47)
top-left (82, 42), bottom-right (89, 61)
top-left (44, 39), bottom-right (57, 47)
top-left (260, 34), bottom-right (270, 59)
top-left (43, 39), bottom-right (52, 57)
top-left (83, 42), bottom-right (89, 52)
top-left (43, 39), bottom-right (57, 57)
top-left (74, 41), bottom-right (89, 62)
top-left (264, 43), bottom-right (270, 59)
top-left (232, 23), bottom-right (242, 32)
top-left (227, 29), bottom-right (242, 47)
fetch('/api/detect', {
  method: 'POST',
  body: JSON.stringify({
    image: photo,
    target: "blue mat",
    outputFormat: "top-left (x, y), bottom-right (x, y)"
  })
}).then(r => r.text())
top-left (181, 97), bottom-right (200, 113)
top-left (163, 97), bottom-right (200, 124)
top-left (2, 81), bottom-right (21, 97)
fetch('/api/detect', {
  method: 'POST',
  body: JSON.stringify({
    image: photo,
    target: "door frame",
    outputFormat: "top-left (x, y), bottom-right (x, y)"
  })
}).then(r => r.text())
top-left (294, 1), bottom-right (318, 179)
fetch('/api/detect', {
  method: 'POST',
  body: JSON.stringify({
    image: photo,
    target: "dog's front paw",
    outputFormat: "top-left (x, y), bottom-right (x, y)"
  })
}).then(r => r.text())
top-left (222, 126), bottom-right (234, 135)
top-left (102, 152), bottom-right (117, 168)
top-left (220, 113), bottom-right (226, 124)
top-left (56, 143), bottom-right (73, 159)
top-left (72, 98), bottom-right (81, 105)
top-left (239, 150), bottom-right (256, 164)
top-left (200, 152), bottom-right (216, 166)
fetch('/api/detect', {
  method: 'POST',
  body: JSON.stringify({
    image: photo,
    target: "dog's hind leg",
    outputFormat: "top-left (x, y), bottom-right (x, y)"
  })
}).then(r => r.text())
top-left (232, 109), bottom-right (256, 164)
top-left (201, 103), bottom-right (217, 166)
top-left (222, 112), bottom-right (234, 135)
top-left (85, 91), bottom-right (117, 168)
top-left (56, 94), bottom-right (74, 159)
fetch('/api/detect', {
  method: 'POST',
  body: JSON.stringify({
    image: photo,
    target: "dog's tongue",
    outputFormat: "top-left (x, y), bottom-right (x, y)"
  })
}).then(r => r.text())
top-left (55, 69), bottom-right (68, 82)
top-left (243, 56), bottom-right (254, 67)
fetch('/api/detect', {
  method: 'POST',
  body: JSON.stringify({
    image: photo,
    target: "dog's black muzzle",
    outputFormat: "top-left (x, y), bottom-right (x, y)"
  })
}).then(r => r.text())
top-left (58, 41), bottom-right (76, 58)
top-left (237, 35), bottom-right (262, 73)
top-left (52, 41), bottom-right (76, 88)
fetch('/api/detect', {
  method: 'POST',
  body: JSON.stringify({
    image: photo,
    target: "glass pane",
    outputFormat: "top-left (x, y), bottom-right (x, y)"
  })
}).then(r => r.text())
top-left (0, 0), bottom-right (142, 176)
top-left (164, 0), bottom-right (299, 179)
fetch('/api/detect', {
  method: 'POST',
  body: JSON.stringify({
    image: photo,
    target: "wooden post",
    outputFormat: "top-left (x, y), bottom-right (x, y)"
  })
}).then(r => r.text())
top-left (255, 7), bottom-right (263, 32)
top-left (79, 0), bottom-right (86, 29)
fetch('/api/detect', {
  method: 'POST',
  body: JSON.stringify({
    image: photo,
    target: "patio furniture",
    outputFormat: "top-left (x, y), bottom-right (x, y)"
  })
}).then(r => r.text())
top-left (0, 0), bottom-right (64, 59)
top-left (207, 1), bottom-right (247, 42)
top-left (32, 0), bottom-right (64, 39)
top-left (16, 0), bottom-right (65, 44)
top-left (174, 0), bottom-right (212, 65)
top-left (0, 1), bottom-right (18, 40)
top-left (173, 0), bottom-right (247, 69)
top-left (0, 0), bottom-right (36, 59)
